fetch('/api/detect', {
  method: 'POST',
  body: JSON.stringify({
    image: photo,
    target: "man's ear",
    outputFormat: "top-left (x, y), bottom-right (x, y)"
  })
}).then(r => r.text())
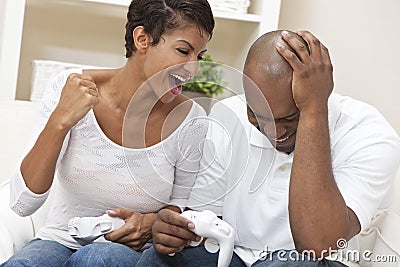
top-left (133, 26), bottom-right (151, 53)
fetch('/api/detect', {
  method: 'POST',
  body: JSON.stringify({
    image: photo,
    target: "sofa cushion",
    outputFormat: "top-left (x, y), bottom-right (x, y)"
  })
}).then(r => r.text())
top-left (0, 100), bottom-right (39, 184)
top-left (0, 180), bottom-right (35, 263)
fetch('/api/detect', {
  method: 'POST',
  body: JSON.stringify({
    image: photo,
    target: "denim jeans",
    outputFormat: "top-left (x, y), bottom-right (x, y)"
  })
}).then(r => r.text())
top-left (136, 247), bottom-right (348, 267)
top-left (136, 246), bottom-right (246, 267)
top-left (1, 238), bottom-right (142, 267)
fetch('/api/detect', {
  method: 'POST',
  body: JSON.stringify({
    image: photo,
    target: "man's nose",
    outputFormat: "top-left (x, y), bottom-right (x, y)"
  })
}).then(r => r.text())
top-left (263, 122), bottom-right (286, 139)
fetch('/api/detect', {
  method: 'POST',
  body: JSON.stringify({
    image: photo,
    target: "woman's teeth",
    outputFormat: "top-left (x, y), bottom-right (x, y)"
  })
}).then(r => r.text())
top-left (171, 73), bottom-right (188, 83)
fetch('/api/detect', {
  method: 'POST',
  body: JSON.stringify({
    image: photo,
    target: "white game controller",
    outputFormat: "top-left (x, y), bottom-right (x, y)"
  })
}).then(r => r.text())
top-left (68, 214), bottom-right (125, 245)
top-left (180, 210), bottom-right (235, 267)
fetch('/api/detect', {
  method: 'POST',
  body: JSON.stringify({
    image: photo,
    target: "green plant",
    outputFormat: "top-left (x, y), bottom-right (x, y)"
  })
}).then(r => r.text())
top-left (182, 55), bottom-right (225, 97)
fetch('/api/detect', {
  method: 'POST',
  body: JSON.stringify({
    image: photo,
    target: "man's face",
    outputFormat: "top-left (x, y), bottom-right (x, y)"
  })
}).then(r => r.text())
top-left (244, 62), bottom-right (299, 154)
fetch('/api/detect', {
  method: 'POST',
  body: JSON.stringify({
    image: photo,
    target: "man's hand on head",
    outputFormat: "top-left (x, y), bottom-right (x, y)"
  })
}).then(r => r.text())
top-left (274, 30), bottom-right (360, 254)
top-left (276, 30), bottom-right (334, 114)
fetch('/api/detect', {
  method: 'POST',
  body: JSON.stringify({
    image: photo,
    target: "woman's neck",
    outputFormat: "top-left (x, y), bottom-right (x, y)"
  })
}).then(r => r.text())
top-left (110, 58), bottom-right (162, 118)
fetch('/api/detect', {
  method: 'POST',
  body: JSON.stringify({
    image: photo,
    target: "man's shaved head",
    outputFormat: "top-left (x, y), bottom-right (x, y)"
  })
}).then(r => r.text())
top-left (244, 30), bottom-right (309, 80)
top-left (243, 30), bottom-right (309, 154)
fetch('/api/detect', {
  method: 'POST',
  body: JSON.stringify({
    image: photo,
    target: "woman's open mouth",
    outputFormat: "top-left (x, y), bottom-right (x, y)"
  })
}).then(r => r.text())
top-left (169, 73), bottom-right (190, 95)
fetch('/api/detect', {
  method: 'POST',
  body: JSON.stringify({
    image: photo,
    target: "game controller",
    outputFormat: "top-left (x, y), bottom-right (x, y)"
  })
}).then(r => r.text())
top-left (180, 210), bottom-right (235, 267)
top-left (68, 213), bottom-right (125, 245)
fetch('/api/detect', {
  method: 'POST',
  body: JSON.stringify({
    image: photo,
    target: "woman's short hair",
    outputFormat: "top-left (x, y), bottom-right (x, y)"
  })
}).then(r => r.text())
top-left (125, 0), bottom-right (215, 58)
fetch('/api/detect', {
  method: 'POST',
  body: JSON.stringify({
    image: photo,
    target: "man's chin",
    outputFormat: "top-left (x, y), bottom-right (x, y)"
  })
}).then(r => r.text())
top-left (267, 133), bottom-right (296, 154)
top-left (269, 138), bottom-right (296, 154)
top-left (275, 145), bottom-right (295, 154)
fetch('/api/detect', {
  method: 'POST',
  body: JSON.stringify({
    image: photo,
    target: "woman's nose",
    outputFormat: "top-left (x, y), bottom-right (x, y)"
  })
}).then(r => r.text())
top-left (183, 60), bottom-right (200, 78)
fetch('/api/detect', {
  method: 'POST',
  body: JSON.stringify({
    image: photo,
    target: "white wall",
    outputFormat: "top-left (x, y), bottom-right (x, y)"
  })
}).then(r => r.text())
top-left (16, 1), bottom-right (274, 101)
top-left (279, 0), bottom-right (400, 214)
top-left (16, 2), bottom-right (127, 100)
top-left (279, 0), bottom-right (400, 134)
top-left (0, 0), bottom-right (26, 101)
top-left (0, 0), bottom-right (6, 59)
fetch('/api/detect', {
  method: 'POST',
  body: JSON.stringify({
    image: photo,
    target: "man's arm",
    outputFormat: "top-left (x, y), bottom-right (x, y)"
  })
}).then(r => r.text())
top-left (277, 30), bottom-right (360, 254)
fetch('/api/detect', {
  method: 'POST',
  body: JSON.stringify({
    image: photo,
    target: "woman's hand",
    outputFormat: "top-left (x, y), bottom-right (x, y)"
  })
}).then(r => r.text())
top-left (105, 209), bottom-right (157, 251)
top-left (52, 73), bottom-right (99, 130)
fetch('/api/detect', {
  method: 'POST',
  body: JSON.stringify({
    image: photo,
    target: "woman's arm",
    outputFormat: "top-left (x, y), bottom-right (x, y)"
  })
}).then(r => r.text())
top-left (10, 71), bottom-right (99, 216)
top-left (169, 104), bottom-right (209, 209)
top-left (21, 73), bottom-right (98, 194)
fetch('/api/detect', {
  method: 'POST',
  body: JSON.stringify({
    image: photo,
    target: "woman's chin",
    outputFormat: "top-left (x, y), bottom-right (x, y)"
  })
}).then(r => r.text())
top-left (159, 93), bottom-right (176, 104)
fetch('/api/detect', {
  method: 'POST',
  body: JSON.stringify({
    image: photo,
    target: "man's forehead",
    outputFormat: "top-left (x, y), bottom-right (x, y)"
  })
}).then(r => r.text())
top-left (246, 95), bottom-right (273, 117)
top-left (243, 76), bottom-right (272, 116)
top-left (245, 84), bottom-right (298, 119)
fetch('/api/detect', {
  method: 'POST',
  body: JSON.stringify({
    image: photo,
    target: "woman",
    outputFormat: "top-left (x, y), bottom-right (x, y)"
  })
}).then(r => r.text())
top-left (2, 0), bottom-right (214, 266)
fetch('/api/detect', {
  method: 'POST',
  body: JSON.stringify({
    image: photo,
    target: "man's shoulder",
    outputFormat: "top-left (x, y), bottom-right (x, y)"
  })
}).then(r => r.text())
top-left (333, 93), bottom-right (377, 115)
top-left (218, 94), bottom-right (246, 106)
top-left (331, 93), bottom-right (400, 149)
top-left (205, 94), bottom-right (253, 137)
top-left (333, 93), bottom-right (393, 129)
top-left (208, 94), bottom-right (248, 125)
top-left (209, 94), bottom-right (246, 117)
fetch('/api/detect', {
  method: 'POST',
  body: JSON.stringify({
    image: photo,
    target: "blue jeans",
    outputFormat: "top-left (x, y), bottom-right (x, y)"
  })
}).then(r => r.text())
top-left (136, 247), bottom-right (348, 267)
top-left (1, 238), bottom-right (142, 267)
top-left (136, 246), bottom-right (246, 267)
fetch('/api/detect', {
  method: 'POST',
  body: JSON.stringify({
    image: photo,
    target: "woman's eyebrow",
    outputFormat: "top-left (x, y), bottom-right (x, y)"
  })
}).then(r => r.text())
top-left (175, 40), bottom-right (207, 54)
top-left (176, 40), bottom-right (194, 50)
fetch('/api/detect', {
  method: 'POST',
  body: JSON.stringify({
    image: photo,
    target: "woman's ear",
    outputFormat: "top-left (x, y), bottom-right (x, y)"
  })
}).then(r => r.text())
top-left (133, 26), bottom-right (151, 53)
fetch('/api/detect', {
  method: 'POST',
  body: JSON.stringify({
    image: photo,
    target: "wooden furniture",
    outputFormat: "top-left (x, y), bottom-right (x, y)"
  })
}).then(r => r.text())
top-left (0, 0), bottom-right (281, 101)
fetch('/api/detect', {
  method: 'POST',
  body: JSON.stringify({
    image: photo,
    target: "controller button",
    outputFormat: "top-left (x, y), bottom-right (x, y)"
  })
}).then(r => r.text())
top-left (189, 236), bottom-right (203, 247)
top-left (205, 238), bottom-right (220, 253)
top-left (217, 226), bottom-right (231, 236)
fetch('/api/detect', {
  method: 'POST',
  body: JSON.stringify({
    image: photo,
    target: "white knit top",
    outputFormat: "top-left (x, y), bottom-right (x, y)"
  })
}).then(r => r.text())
top-left (9, 69), bottom-right (208, 249)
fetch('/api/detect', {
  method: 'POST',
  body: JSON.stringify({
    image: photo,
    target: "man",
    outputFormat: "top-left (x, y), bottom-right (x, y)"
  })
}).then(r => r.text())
top-left (136, 30), bottom-right (400, 266)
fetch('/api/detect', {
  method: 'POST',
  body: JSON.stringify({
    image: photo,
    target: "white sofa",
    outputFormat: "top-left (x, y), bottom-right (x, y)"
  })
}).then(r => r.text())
top-left (0, 100), bottom-right (400, 265)
top-left (0, 100), bottom-right (50, 262)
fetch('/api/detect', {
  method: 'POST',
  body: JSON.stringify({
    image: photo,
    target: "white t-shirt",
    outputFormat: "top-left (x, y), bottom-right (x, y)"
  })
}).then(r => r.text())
top-left (9, 69), bottom-right (209, 250)
top-left (187, 93), bottom-right (400, 266)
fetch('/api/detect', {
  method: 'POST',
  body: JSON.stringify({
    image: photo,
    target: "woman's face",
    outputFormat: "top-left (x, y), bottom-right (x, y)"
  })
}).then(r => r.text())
top-left (143, 24), bottom-right (209, 103)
